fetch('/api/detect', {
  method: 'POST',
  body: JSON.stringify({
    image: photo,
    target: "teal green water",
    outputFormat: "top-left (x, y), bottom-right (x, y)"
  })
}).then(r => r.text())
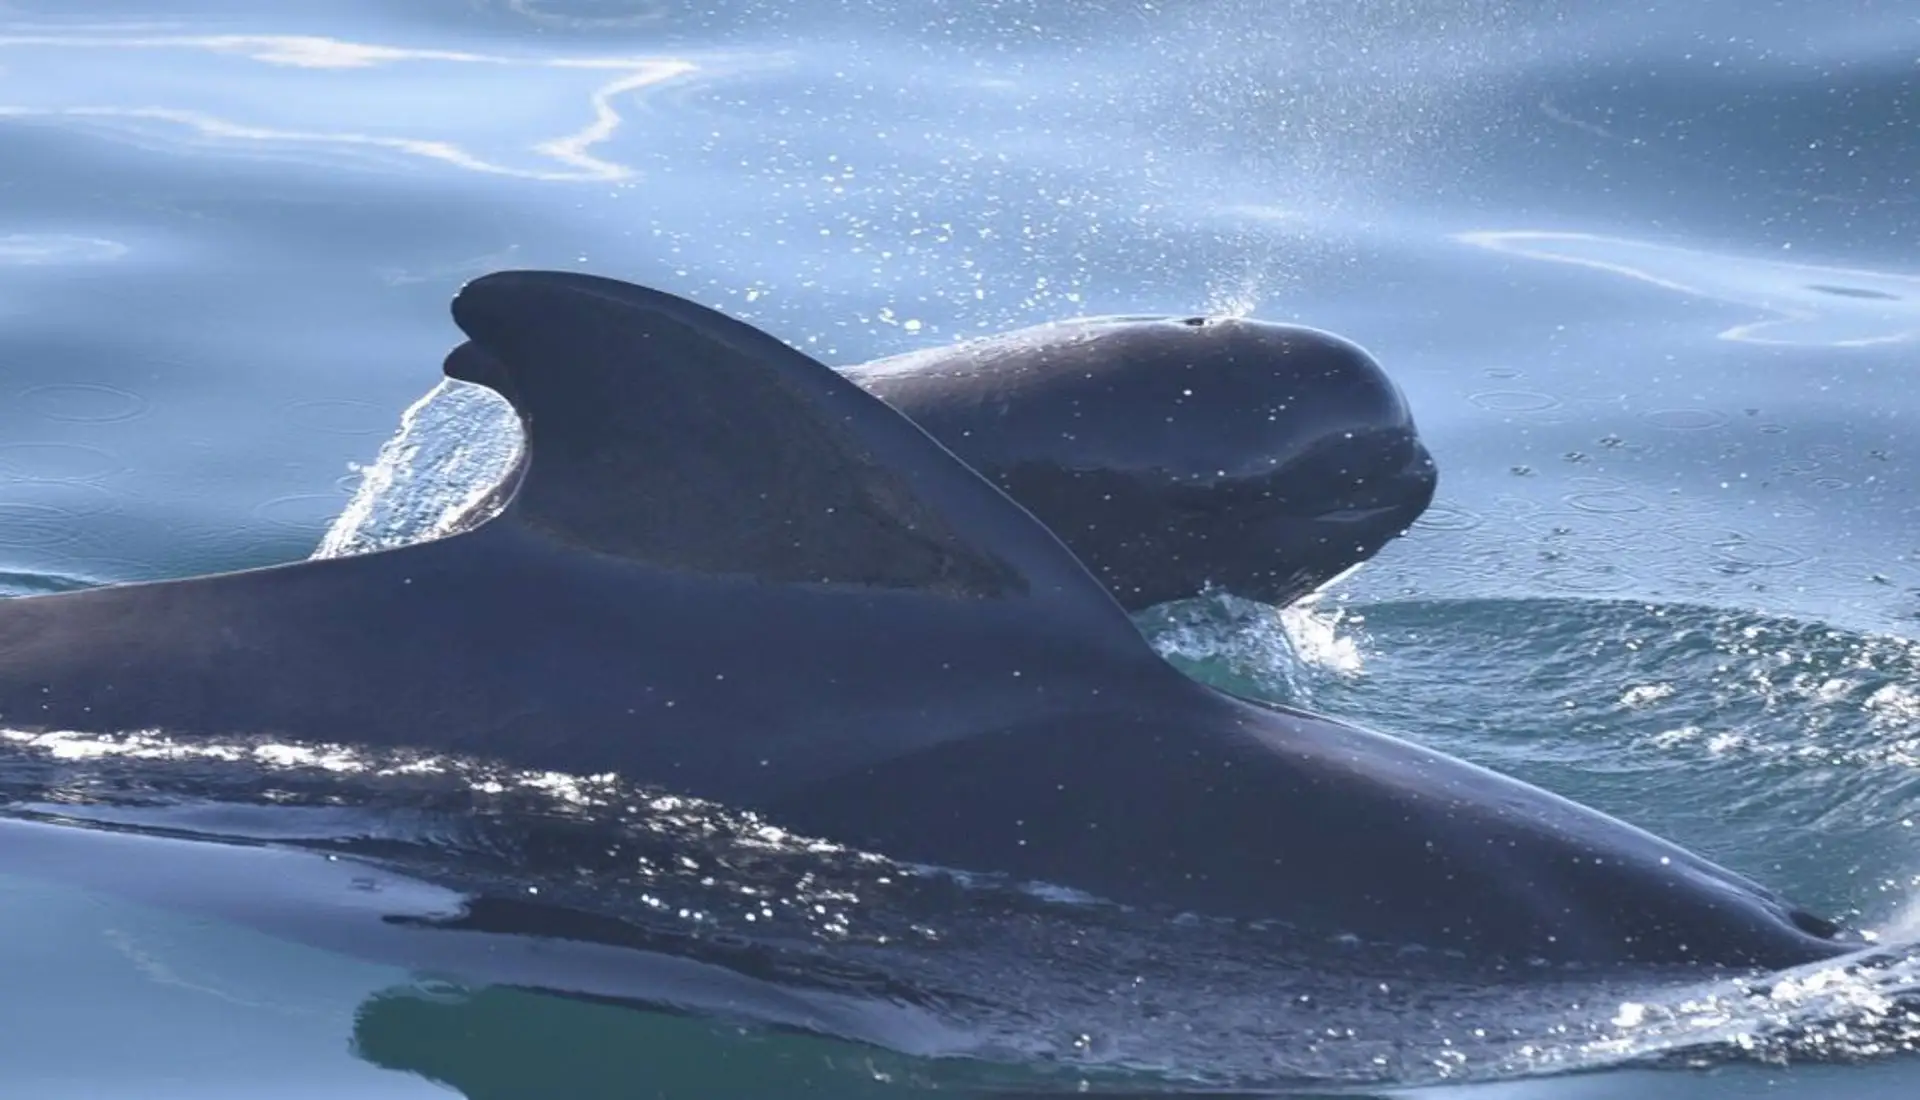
top-left (1, 0), bottom-right (1917, 1095)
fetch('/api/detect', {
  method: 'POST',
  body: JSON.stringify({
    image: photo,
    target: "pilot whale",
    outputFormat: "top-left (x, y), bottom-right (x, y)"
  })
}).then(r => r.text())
top-left (0, 271), bottom-right (1852, 969)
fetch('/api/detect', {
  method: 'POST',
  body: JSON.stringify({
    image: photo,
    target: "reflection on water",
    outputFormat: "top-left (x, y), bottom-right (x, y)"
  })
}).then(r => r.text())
top-left (1458, 231), bottom-right (1920, 347)
top-left (0, 233), bottom-right (128, 264)
top-left (0, 32), bottom-right (705, 180)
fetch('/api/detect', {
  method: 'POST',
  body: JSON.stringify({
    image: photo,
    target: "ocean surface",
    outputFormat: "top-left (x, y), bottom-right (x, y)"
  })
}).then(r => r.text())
top-left (0, 1), bottom-right (1916, 1096)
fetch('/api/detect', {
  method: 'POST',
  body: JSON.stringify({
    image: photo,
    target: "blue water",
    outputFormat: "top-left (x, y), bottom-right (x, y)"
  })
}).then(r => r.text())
top-left (0, 1), bottom-right (1916, 1096)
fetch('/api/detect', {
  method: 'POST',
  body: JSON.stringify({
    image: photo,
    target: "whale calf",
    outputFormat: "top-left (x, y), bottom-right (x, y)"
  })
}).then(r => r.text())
top-left (844, 317), bottom-right (1436, 610)
top-left (0, 271), bottom-right (1851, 968)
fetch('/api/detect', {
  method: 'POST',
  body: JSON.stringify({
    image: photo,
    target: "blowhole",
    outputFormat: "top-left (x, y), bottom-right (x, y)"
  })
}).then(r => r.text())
top-left (1181, 316), bottom-right (1208, 328)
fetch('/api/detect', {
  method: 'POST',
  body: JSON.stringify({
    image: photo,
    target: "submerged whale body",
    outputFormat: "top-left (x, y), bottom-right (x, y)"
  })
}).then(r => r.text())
top-left (0, 271), bottom-right (1852, 969)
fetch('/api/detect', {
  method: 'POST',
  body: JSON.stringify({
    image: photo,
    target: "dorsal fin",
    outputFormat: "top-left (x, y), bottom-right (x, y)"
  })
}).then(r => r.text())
top-left (443, 271), bottom-right (1134, 622)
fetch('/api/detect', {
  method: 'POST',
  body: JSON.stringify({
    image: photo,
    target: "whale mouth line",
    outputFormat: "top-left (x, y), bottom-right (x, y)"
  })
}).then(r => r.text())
top-left (1276, 459), bottom-right (1437, 525)
top-left (1309, 502), bottom-right (1408, 523)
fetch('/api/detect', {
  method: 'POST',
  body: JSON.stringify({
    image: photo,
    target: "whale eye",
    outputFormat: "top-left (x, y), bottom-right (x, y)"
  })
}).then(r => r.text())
top-left (1788, 908), bottom-right (1841, 939)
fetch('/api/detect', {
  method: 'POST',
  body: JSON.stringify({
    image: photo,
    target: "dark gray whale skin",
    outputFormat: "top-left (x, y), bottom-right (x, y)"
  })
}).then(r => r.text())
top-left (844, 316), bottom-right (1437, 610)
top-left (0, 271), bottom-right (1850, 970)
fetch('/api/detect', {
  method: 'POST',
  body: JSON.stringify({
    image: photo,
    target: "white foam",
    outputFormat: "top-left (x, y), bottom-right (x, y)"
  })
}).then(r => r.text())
top-left (1278, 598), bottom-right (1366, 677)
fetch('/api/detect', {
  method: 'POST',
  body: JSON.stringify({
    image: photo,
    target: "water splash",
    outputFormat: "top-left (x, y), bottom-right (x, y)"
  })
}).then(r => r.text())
top-left (1144, 588), bottom-right (1367, 705)
top-left (312, 380), bottom-right (519, 559)
top-left (1278, 598), bottom-right (1367, 677)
